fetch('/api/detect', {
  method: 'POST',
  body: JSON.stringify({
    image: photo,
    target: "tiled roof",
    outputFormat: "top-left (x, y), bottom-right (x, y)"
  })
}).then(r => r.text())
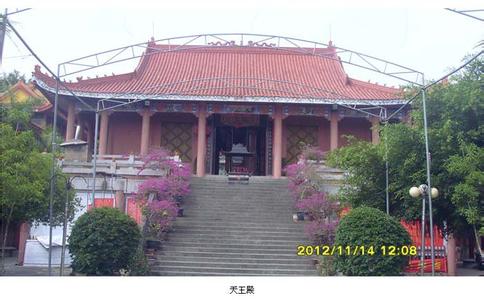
top-left (33, 43), bottom-right (402, 101)
top-left (0, 80), bottom-right (52, 112)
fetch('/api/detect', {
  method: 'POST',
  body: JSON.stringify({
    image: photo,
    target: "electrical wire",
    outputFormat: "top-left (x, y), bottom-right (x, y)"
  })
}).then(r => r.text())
top-left (5, 18), bottom-right (94, 110)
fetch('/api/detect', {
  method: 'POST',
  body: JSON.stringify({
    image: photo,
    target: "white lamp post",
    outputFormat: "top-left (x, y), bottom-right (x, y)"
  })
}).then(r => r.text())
top-left (409, 184), bottom-right (439, 275)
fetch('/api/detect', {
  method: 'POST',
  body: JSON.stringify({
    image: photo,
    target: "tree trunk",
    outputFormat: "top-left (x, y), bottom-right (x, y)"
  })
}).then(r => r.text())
top-left (0, 205), bottom-right (14, 274)
top-left (473, 225), bottom-right (482, 255)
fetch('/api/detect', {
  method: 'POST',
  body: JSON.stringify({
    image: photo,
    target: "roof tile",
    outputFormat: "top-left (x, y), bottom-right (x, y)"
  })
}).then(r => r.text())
top-left (33, 44), bottom-right (401, 100)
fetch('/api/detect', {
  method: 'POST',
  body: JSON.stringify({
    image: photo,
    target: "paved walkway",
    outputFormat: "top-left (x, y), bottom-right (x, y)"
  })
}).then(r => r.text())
top-left (1, 256), bottom-right (482, 276)
top-left (456, 263), bottom-right (483, 276)
top-left (1, 257), bottom-right (72, 276)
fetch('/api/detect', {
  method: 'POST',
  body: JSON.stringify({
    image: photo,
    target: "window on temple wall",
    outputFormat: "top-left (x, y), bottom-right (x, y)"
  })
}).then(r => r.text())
top-left (338, 117), bottom-right (371, 147)
top-left (160, 122), bottom-right (193, 162)
top-left (286, 125), bottom-right (318, 163)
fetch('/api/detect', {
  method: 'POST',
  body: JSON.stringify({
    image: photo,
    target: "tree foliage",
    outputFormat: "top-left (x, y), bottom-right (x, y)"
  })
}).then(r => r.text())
top-left (68, 207), bottom-right (141, 275)
top-left (0, 73), bottom-right (78, 273)
top-left (0, 71), bottom-right (25, 93)
top-left (327, 55), bottom-right (483, 238)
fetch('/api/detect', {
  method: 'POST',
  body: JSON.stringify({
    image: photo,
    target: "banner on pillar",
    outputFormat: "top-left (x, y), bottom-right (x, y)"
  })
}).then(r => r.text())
top-left (127, 196), bottom-right (142, 224)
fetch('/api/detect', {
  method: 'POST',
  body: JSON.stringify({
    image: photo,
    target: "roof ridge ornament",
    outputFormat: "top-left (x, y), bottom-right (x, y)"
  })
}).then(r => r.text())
top-left (247, 41), bottom-right (276, 47)
top-left (207, 40), bottom-right (276, 48)
top-left (208, 40), bottom-right (236, 46)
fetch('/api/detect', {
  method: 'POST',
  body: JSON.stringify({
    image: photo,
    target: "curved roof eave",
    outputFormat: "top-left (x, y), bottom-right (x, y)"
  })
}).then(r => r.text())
top-left (34, 76), bottom-right (406, 106)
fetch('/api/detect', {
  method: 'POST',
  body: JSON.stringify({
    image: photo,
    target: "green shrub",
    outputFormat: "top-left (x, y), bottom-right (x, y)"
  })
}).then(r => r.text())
top-left (334, 206), bottom-right (411, 276)
top-left (68, 207), bottom-right (142, 275)
top-left (127, 245), bottom-right (150, 276)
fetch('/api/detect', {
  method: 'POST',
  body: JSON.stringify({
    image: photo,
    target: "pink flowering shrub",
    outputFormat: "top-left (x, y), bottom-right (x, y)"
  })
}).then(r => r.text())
top-left (296, 192), bottom-right (340, 244)
top-left (295, 192), bottom-right (339, 220)
top-left (136, 177), bottom-right (172, 202)
top-left (285, 155), bottom-right (340, 244)
top-left (285, 161), bottom-right (321, 201)
top-left (305, 219), bottom-right (339, 245)
top-left (140, 148), bottom-right (171, 171)
top-left (142, 200), bottom-right (179, 238)
top-left (135, 148), bottom-right (192, 240)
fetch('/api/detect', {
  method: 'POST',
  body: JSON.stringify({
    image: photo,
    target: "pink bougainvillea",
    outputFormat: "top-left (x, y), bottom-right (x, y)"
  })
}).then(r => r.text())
top-left (136, 177), bottom-right (172, 202)
top-left (285, 154), bottom-right (340, 244)
top-left (140, 148), bottom-right (171, 171)
top-left (295, 192), bottom-right (339, 220)
top-left (143, 200), bottom-right (179, 238)
top-left (285, 161), bottom-right (320, 201)
top-left (304, 218), bottom-right (339, 245)
top-left (135, 148), bottom-right (192, 240)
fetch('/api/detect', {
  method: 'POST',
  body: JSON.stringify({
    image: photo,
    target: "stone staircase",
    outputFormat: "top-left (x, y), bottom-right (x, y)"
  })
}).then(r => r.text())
top-left (151, 175), bottom-right (318, 276)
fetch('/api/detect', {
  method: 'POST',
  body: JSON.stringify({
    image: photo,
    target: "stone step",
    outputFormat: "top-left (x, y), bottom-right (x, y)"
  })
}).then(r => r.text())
top-left (176, 219), bottom-right (297, 225)
top-left (186, 195), bottom-right (291, 199)
top-left (155, 251), bottom-right (310, 262)
top-left (183, 200), bottom-right (293, 205)
top-left (183, 203), bottom-right (294, 208)
top-left (189, 184), bottom-right (290, 189)
top-left (166, 235), bottom-right (305, 244)
top-left (151, 265), bottom-right (317, 276)
top-left (164, 237), bottom-right (306, 247)
top-left (172, 228), bottom-right (305, 237)
top-left (189, 183), bottom-right (290, 187)
top-left (185, 196), bottom-right (293, 200)
top-left (152, 260), bottom-right (314, 270)
top-left (151, 175), bottom-right (316, 276)
top-left (157, 248), bottom-right (308, 257)
top-left (189, 184), bottom-right (291, 189)
top-left (179, 212), bottom-right (294, 218)
top-left (183, 209), bottom-right (294, 214)
top-left (172, 220), bottom-right (306, 230)
top-left (190, 175), bottom-right (289, 182)
top-left (161, 241), bottom-right (305, 256)
top-left (151, 270), bottom-right (315, 276)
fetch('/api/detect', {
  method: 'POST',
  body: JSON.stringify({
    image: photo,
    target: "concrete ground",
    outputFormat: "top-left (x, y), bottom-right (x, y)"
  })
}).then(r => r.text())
top-left (1, 256), bottom-right (72, 276)
top-left (456, 262), bottom-right (484, 276)
top-left (1, 256), bottom-right (482, 276)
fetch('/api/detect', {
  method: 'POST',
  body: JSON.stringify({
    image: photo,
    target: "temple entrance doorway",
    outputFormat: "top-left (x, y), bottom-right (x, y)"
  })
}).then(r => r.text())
top-left (210, 114), bottom-right (268, 176)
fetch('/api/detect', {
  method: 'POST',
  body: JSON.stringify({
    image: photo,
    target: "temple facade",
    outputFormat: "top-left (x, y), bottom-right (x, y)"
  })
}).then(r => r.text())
top-left (33, 40), bottom-right (408, 178)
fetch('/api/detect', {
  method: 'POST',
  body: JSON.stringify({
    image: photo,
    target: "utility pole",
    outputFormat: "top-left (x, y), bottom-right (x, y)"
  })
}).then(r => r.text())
top-left (0, 9), bottom-right (7, 66)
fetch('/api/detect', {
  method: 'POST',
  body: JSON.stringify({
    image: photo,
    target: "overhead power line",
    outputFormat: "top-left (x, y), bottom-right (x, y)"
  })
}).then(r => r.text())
top-left (445, 8), bottom-right (484, 22)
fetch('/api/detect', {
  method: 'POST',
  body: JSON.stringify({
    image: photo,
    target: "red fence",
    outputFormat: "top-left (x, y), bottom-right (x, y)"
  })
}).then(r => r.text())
top-left (87, 198), bottom-right (114, 210)
top-left (86, 197), bottom-right (142, 224)
top-left (401, 220), bottom-right (447, 273)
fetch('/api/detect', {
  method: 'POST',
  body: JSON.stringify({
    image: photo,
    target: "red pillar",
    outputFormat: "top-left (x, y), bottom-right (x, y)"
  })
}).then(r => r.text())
top-left (272, 108), bottom-right (283, 178)
top-left (17, 222), bottom-right (30, 266)
top-left (196, 108), bottom-right (207, 177)
top-left (139, 110), bottom-right (152, 156)
top-left (65, 102), bottom-right (76, 141)
top-left (330, 111), bottom-right (339, 150)
top-left (98, 111), bottom-right (110, 156)
top-left (371, 116), bottom-right (380, 145)
top-left (447, 234), bottom-right (457, 276)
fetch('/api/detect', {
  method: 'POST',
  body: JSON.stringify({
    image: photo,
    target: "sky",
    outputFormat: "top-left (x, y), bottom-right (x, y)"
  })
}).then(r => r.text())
top-left (1, 1), bottom-right (483, 88)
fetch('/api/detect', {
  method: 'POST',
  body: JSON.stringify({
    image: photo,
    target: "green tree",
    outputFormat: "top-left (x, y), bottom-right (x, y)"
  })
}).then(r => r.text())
top-left (0, 79), bottom-right (78, 274)
top-left (0, 71), bottom-right (25, 93)
top-left (327, 54), bottom-right (483, 245)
